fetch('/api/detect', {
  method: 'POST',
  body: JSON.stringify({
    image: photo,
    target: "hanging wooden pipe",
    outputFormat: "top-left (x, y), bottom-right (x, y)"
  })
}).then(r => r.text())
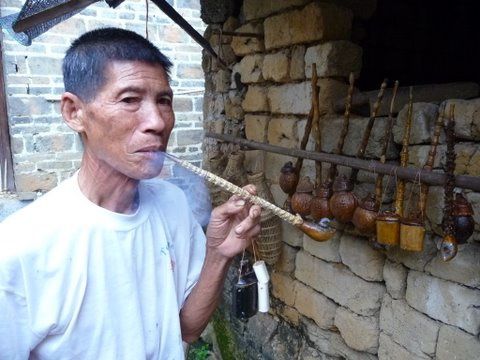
top-left (353, 81), bottom-right (399, 235)
top-left (280, 65), bottom-right (318, 210)
top-left (399, 105), bottom-right (444, 252)
top-left (419, 107), bottom-right (444, 218)
top-left (326, 72), bottom-right (355, 187)
top-left (311, 65), bottom-right (322, 188)
top-left (290, 64), bottom-right (321, 216)
top-left (394, 87), bottom-right (414, 218)
top-left (349, 79), bottom-right (388, 185)
top-left (441, 105), bottom-right (458, 261)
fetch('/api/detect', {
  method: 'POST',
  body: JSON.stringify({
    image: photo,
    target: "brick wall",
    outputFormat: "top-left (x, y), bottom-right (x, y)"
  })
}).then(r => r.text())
top-left (0, 0), bottom-right (205, 197)
top-left (201, 0), bottom-right (480, 359)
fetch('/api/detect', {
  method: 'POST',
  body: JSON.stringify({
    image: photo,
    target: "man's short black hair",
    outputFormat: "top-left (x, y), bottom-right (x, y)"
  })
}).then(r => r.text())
top-left (63, 27), bottom-right (173, 102)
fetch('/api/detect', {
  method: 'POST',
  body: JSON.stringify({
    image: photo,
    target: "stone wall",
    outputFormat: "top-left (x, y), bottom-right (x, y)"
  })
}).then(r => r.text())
top-left (201, 0), bottom-right (480, 359)
top-left (0, 0), bottom-right (205, 198)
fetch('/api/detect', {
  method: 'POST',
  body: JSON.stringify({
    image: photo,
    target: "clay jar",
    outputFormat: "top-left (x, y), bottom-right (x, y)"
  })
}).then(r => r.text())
top-left (291, 177), bottom-right (314, 218)
top-left (329, 175), bottom-right (357, 223)
top-left (310, 183), bottom-right (333, 221)
top-left (376, 211), bottom-right (400, 246)
top-left (279, 162), bottom-right (298, 196)
top-left (399, 217), bottom-right (425, 252)
top-left (453, 193), bottom-right (475, 244)
top-left (352, 193), bottom-right (379, 235)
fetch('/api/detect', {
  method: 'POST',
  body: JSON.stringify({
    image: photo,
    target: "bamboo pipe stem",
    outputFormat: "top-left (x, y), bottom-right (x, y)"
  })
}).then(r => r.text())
top-left (375, 80), bottom-right (399, 208)
top-left (350, 79), bottom-right (388, 184)
top-left (311, 65), bottom-right (322, 187)
top-left (394, 87), bottom-right (414, 217)
top-left (327, 72), bottom-right (355, 187)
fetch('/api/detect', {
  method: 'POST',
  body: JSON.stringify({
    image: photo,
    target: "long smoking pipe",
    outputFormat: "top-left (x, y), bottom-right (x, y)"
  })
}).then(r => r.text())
top-left (165, 153), bottom-right (336, 242)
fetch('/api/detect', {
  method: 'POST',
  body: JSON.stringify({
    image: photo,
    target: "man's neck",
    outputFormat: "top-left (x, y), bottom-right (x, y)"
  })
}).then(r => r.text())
top-left (77, 160), bottom-right (140, 215)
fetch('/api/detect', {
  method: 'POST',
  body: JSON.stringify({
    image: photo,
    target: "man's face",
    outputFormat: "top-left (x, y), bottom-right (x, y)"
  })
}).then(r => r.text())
top-left (80, 60), bottom-right (175, 180)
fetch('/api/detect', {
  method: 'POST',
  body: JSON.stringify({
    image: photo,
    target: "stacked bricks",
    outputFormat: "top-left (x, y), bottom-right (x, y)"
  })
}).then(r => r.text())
top-left (201, 0), bottom-right (480, 359)
top-left (0, 0), bottom-right (205, 196)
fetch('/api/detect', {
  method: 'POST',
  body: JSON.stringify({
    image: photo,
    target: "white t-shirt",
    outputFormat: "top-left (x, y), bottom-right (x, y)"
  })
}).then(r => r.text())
top-left (0, 174), bottom-right (206, 359)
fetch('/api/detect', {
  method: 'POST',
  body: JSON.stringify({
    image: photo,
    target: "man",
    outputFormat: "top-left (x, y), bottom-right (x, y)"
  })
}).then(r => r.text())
top-left (0, 28), bottom-right (260, 359)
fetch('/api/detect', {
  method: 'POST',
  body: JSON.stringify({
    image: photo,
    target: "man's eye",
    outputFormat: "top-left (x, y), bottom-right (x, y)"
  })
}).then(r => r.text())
top-left (158, 97), bottom-right (172, 106)
top-left (121, 97), bottom-right (139, 104)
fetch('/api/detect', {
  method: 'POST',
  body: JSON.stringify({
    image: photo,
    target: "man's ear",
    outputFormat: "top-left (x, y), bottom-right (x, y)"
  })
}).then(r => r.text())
top-left (61, 92), bottom-right (86, 133)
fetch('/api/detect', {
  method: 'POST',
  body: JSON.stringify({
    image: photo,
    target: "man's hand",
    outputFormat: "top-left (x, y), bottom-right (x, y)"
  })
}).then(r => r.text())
top-left (206, 185), bottom-right (261, 259)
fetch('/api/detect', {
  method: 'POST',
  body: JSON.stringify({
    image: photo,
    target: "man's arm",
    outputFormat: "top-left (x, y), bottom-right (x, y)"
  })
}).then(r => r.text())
top-left (180, 186), bottom-right (261, 342)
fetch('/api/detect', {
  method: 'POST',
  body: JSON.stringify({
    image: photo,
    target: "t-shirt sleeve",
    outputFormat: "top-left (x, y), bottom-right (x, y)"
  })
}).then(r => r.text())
top-left (182, 212), bottom-right (206, 305)
top-left (0, 289), bottom-right (40, 357)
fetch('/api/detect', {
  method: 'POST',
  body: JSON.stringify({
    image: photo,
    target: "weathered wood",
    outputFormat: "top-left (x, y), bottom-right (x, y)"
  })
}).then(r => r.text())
top-left (205, 132), bottom-right (480, 192)
top-left (0, 35), bottom-right (15, 191)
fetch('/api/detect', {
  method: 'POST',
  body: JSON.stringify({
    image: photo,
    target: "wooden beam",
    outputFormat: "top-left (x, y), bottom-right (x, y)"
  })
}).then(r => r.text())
top-left (205, 132), bottom-right (480, 193)
top-left (0, 35), bottom-right (15, 191)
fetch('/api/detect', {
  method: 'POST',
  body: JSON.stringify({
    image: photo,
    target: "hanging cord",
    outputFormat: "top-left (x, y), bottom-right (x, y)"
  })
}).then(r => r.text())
top-left (238, 249), bottom-right (246, 282)
top-left (252, 239), bottom-right (258, 263)
top-left (145, 0), bottom-right (149, 40)
top-left (404, 171), bottom-right (421, 218)
top-left (377, 167), bottom-right (395, 214)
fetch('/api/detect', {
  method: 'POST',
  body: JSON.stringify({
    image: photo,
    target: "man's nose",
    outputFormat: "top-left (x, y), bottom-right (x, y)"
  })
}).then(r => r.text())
top-left (143, 101), bottom-right (168, 133)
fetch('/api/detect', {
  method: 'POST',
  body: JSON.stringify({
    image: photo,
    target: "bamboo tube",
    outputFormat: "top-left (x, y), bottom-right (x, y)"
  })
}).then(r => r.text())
top-left (394, 87), bottom-right (414, 217)
top-left (311, 65), bottom-right (322, 187)
top-left (375, 80), bottom-right (399, 208)
top-left (418, 107), bottom-right (444, 219)
top-left (350, 79), bottom-right (388, 184)
top-left (326, 72), bottom-right (355, 187)
top-left (166, 153), bottom-right (336, 242)
top-left (441, 105), bottom-right (458, 261)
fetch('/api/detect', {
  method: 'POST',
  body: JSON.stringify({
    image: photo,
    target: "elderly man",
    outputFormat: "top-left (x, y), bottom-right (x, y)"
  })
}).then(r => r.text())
top-left (0, 28), bottom-right (260, 359)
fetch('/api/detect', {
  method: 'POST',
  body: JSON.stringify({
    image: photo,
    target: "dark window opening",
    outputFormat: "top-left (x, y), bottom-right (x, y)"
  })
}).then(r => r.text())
top-left (357, 0), bottom-right (480, 91)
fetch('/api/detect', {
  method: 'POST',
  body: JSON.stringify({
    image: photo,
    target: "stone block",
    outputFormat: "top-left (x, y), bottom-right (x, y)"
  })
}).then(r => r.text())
top-left (200, 0), bottom-right (236, 23)
top-left (280, 219), bottom-right (304, 247)
top-left (406, 271), bottom-right (480, 335)
top-left (237, 54), bottom-right (264, 83)
top-left (334, 306), bottom-right (379, 353)
top-left (289, 45), bottom-right (306, 81)
top-left (436, 325), bottom-right (480, 360)
top-left (380, 295), bottom-right (440, 357)
top-left (268, 82), bottom-right (311, 115)
top-left (443, 98), bottom-right (480, 140)
top-left (15, 171), bottom-right (57, 193)
top-left (339, 234), bottom-right (385, 281)
top-left (425, 243), bottom-right (480, 288)
top-left (224, 97), bottom-right (244, 120)
top-left (7, 96), bottom-right (53, 117)
top-left (383, 260), bottom-right (407, 299)
top-left (26, 56), bottom-right (62, 76)
top-left (244, 114), bottom-right (269, 142)
top-left (455, 143), bottom-right (480, 176)
top-left (393, 103), bottom-right (441, 145)
top-left (279, 305), bottom-right (301, 326)
top-left (303, 231), bottom-right (342, 262)
top-left (408, 144), bottom-right (446, 169)
top-left (177, 63), bottom-right (203, 79)
top-left (295, 251), bottom-right (386, 315)
top-left (262, 50), bottom-right (290, 83)
top-left (305, 41), bottom-right (362, 79)
top-left (33, 134), bottom-right (75, 153)
top-left (274, 243), bottom-right (298, 274)
top-left (294, 281), bottom-right (337, 329)
top-left (385, 233), bottom-right (438, 271)
top-left (173, 97), bottom-right (193, 112)
top-left (296, 117), bottom-right (317, 152)
top-left (242, 86), bottom-right (269, 112)
top-left (318, 78), bottom-right (350, 115)
top-left (466, 192), bottom-right (480, 234)
top-left (230, 22), bottom-right (265, 56)
top-left (176, 129), bottom-right (204, 146)
top-left (213, 69), bottom-right (231, 92)
top-left (378, 332), bottom-right (426, 360)
top-left (267, 116), bottom-right (299, 147)
top-left (303, 318), bottom-right (377, 360)
top-left (321, 115), bottom-right (399, 159)
top-left (264, 3), bottom-right (353, 50)
top-left (243, 0), bottom-right (311, 21)
top-left (271, 272), bottom-right (296, 306)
